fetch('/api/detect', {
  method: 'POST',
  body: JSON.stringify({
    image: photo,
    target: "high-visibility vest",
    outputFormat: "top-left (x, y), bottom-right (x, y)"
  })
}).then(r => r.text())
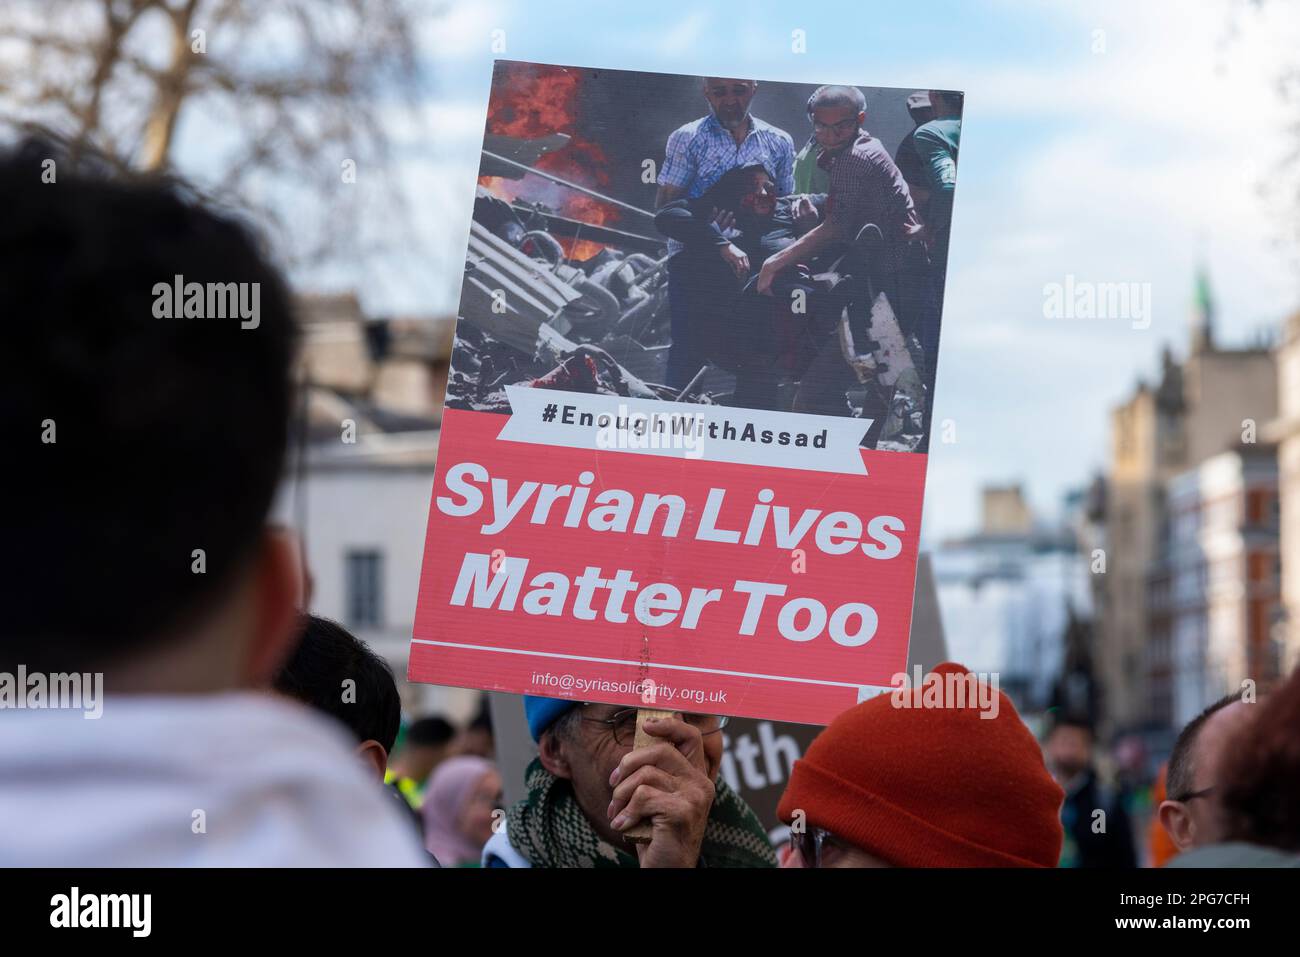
top-left (384, 769), bottom-right (423, 808)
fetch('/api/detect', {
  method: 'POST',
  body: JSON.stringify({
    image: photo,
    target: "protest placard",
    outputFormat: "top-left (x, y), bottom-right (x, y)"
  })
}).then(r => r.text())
top-left (409, 62), bottom-right (962, 727)
top-left (488, 554), bottom-right (948, 830)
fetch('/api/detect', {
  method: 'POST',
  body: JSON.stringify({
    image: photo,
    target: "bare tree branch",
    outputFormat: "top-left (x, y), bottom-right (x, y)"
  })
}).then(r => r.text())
top-left (0, 0), bottom-right (437, 271)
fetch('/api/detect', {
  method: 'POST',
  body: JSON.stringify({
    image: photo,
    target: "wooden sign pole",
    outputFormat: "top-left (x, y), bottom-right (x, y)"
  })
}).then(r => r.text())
top-left (623, 707), bottom-right (673, 844)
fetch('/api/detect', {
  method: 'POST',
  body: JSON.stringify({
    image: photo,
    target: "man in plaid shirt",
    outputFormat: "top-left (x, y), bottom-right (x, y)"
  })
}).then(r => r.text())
top-left (655, 77), bottom-right (795, 391)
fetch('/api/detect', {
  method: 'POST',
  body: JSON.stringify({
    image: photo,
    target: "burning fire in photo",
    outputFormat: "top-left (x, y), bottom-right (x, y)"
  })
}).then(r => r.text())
top-left (480, 62), bottom-right (621, 260)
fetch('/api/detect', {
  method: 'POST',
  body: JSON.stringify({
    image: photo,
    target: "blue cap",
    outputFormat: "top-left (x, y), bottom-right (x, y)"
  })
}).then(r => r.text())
top-left (524, 695), bottom-right (581, 743)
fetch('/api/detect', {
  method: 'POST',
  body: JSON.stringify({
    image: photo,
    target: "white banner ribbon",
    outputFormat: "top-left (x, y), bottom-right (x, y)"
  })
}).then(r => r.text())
top-left (499, 386), bottom-right (871, 475)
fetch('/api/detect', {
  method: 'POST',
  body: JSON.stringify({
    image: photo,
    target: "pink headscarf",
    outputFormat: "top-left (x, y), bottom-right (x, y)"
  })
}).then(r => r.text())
top-left (421, 755), bottom-right (497, 866)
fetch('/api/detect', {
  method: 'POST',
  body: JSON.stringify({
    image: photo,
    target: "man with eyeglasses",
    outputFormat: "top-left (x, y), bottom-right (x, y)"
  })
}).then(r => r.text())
top-left (756, 84), bottom-right (922, 298)
top-left (1157, 690), bottom-right (1257, 855)
top-left (481, 696), bottom-right (777, 868)
top-left (755, 85), bottom-right (934, 440)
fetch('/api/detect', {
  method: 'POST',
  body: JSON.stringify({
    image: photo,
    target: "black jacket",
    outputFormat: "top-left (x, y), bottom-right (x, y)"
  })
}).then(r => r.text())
top-left (1060, 770), bottom-right (1137, 868)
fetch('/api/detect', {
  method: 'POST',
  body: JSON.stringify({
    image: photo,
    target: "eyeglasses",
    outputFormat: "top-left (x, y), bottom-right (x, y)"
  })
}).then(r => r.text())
top-left (789, 825), bottom-right (850, 868)
top-left (1171, 786), bottom-right (1215, 803)
top-left (812, 118), bottom-right (857, 134)
top-left (580, 706), bottom-right (728, 746)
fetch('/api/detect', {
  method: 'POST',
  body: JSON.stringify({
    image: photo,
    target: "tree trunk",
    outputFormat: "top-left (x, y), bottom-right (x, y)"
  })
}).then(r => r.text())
top-left (139, 0), bottom-right (200, 171)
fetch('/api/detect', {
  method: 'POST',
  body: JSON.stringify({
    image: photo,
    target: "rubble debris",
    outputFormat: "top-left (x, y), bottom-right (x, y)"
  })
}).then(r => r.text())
top-left (449, 176), bottom-right (927, 453)
top-left (448, 188), bottom-right (709, 411)
top-left (839, 291), bottom-right (928, 453)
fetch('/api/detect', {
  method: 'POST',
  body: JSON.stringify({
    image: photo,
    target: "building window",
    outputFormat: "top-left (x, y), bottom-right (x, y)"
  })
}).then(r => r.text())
top-left (345, 549), bottom-right (383, 628)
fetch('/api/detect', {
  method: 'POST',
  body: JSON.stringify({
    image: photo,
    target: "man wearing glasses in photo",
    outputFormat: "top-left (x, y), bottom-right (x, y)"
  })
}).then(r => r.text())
top-left (1158, 690), bottom-right (1258, 854)
top-left (482, 697), bottom-right (777, 868)
top-left (756, 84), bottom-right (923, 298)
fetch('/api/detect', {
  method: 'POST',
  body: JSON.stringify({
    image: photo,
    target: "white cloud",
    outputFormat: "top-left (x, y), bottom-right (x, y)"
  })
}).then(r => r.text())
top-left (907, 0), bottom-right (1300, 539)
top-left (656, 11), bottom-right (712, 58)
top-left (417, 0), bottom-right (508, 62)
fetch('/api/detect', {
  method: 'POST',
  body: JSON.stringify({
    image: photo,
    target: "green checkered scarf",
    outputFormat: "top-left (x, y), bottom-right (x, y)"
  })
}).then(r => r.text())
top-left (506, 757), bottom-right (777, 868)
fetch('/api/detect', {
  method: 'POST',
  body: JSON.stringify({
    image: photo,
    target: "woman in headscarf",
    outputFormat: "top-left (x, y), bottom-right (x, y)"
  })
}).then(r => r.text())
top-left (421, 755), bottom-right (502, 867)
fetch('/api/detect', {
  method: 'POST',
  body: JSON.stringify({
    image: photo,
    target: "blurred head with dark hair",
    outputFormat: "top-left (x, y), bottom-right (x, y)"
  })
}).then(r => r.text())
top-left (457, 696), bottom-right (495, 759)
top-left (1218, 673), bottom-right (1299, 852)
top-left (389, 715), bottom-right (456, 787)
top-left (272, 615), bottom-right (401, 780)
top-left (1158, 689), bottom-right (1254, 851)
top-left (1044, 713), bottom-right (1095, 787)
top-left (0, 138), bottom-right (300, 688)
top-left (705, 163), bottom-right (778, 221)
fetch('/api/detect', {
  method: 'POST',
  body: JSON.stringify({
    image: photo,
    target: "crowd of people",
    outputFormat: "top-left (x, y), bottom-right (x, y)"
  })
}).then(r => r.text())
top-left (0, 134), bottom-right (1295, 870)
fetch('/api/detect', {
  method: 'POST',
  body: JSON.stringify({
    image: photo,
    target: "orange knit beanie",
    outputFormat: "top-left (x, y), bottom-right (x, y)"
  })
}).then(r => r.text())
top-left (778, 662), bottom-right (1064, 867)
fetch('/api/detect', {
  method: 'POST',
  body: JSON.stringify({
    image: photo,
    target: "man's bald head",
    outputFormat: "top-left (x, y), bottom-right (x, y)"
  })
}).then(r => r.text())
top-left (702, 77), bottom-right (757, 92)
top-left (701, 78), bottom-right (757, 130)
top-left (1160, 692), bottom-right (1257, 851)
top-left (1167, 694), bottom-right (1252, 801)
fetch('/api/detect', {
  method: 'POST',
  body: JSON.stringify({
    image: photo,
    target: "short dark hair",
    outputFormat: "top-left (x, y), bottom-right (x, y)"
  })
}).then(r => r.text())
top-left (404, 715), bottom-right (456, 749)
top-left (807, 84), bottom-right (866, 117)
top-left (1166, 690), bottom-right (1245, 802)
top-left (1046, 712), bottom-right (1094, 740)
top-left (273, 615), bottom-right (401, 754)
top-left (468, 696), bottom-right (493, 733)
top-left (705, 163), bottom-right (775, 212)
top-left (0, 139), bottom-right (296, 671)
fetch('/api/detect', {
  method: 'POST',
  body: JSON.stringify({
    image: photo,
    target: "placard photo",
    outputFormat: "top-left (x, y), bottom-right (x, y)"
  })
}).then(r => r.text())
top-left (409, 61), bottom-right (963, 726)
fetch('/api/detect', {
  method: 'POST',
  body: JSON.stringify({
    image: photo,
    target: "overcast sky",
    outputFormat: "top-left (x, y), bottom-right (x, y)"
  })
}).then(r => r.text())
top-left (256, 0), bottom-right (1300, 544)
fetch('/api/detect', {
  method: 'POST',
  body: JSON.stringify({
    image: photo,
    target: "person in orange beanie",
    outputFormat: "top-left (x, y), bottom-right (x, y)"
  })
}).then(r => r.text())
top-left (777, 662), bottom-right (1065, 867)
